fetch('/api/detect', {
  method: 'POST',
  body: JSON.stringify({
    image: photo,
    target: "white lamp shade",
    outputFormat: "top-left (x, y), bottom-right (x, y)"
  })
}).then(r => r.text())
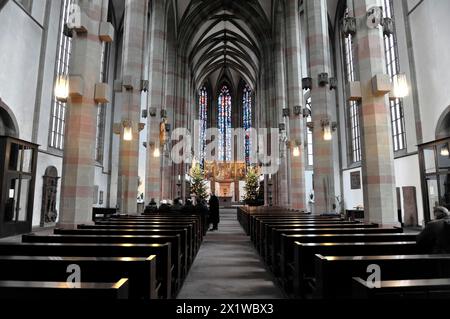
top-left (55, 75), bottom-right (69, 101)
top-left (293, 146), bottom-right (300, 157)
top-left (123, 126), bottom-right (133, 141)
top-left (323, 124), bottom-right (332, 141)
top-left (153, 147), bottom-right (161, 158)
top-left (441, 145), bottom-right (449, 157)
top-left (392, 73), bottom-right (409, 98)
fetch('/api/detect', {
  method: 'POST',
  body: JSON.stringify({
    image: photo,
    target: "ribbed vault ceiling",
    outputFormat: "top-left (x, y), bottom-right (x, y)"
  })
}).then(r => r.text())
top-left (178, 0), bottom-right (272, 92)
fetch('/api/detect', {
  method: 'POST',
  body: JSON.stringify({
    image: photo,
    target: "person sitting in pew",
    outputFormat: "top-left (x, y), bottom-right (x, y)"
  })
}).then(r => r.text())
top-left (170, 198), bottom-right (183, 213)
top-left (158, 200), bottom-right (171, 214)
top-left (143, 198), bottom-right (158, 215)
top-left (182, 199), bottom-right (195, 215)
top-left (417, 206), bottom-right (450, 253)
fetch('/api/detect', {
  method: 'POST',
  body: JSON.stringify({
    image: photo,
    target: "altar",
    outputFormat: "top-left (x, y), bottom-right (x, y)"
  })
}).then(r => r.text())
top-left (204, 161), bottom-right (248, 203)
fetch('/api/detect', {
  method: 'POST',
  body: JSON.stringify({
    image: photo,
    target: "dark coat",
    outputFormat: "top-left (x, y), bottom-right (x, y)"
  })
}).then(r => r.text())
top-left (143, 205), bottom-right (158, 215)
top-left (417, 217), bottom-right (450, 253)
top-left (182, 203), bottom-right (195, 215)
top-left (208, 195), bottom-right (220, 224)
top-left (158, 204), bottom-right (171, 214)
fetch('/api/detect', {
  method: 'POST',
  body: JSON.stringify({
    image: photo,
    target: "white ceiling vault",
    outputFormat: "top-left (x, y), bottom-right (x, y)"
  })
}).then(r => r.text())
top-left (111, 0), bottom-right (341, 94)
top-left (177, 0), bottom-right (273, 94)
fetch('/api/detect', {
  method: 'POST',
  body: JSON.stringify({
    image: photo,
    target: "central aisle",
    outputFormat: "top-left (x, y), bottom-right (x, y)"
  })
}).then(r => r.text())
top-left (177, 208), bottom-right (284, 299)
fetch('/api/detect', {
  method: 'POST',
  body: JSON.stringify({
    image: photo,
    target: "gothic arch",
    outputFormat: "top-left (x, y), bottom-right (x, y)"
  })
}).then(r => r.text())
top-left (435, 105), bottom-right (450, 139)
top-left (0, 97), bottom-right (19, 137)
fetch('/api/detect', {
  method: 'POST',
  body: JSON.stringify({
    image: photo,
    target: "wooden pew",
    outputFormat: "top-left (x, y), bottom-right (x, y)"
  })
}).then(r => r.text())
top-left (256, 220), bottom-right (367, 249)
top-left (275, 229), bottom-right (408, 275)
top-left (251, 216), bottom-right (343, 242)
top-left (293, 241), bottom-right (419, 297)
top-left (0, 242), bottom-right (172, 299)
top-left (22, 233), bottom-right (182, 293)
top-left (54, 228), bottom-right (190, 275)
top-left (260, 223), bottom-right (379, 257)
top-left (78, 223), bottom-right (197, 258)
top-left (314, 254), bottom-right (450, 299)
top-left (267, 227), bottom-right (403, 265)
top-left (96, 220), bottom-right (202, 246)
top-left (0, 279), bottom-right (129, 299)
top-left (0, 255), bottom-right (157, 299)
top-left (352, 277), bottom-right (450, 299)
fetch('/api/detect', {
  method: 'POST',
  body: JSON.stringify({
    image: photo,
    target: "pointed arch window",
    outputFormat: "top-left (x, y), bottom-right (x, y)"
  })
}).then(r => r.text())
top-left (243, 85), bottom-right (252, 166)
top-left (306, 97), bottom-right (313, 166)
top-left (218, 86), bottom-right (232, 161)
top-left (49, 0), bottom-right (74, 150)
top-left (382, 0), bottom-right (406, 152)
top-left (199, 86), bottom-right (208, 166)
top-left (95, 42), bottom-right (109, 163)
top-left (342, 8), bottom-right (361, 164)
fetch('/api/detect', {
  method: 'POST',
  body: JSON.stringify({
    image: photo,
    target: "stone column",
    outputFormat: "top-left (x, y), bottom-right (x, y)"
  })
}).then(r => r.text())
top-left (146, 0), bottom-right (166, 204)
top-left (354, 0), bottom-right (397, 225)
top-left (306, 0), bottom-right (336, 214)
top-left (274, 21), bottom-right (289, 207)
top-left (285, 0), bottom-right (306, 211)
top-left (117, 0), bottom-right (148, 214)
top-left (59, 0), bottom-right (110, 226)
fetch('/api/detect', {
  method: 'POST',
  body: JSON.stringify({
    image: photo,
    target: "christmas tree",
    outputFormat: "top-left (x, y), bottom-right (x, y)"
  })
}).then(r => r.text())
top-left (190, 163), bottom-right (208, 202)
top-left (244, 166), bottom-right (260, 204)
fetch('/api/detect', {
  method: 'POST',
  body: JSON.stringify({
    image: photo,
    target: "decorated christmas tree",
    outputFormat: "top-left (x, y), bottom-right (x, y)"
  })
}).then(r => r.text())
top-left (244, 166), bottom-right (260, 205)
top-left (190, 163), bottom-right (208, 202)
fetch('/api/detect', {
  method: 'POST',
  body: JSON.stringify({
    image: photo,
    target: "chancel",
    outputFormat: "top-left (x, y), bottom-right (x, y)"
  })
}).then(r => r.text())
top-left (0, 0), bottom-right (450, 302)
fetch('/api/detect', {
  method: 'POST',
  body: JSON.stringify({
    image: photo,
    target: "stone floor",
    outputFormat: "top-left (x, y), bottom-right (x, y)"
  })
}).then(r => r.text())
top-left (177, 208), bottom-right (285, 299)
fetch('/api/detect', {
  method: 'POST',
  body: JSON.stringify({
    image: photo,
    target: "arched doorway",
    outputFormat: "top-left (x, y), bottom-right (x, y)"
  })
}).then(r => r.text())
top-left (0, 100), bottom-right (38, 238)
top-left (40, 166), bottom-right (59, 226)
top-left (418, 106), bottom-right (450, 223)
top-left (0, 98), bottom-right (19, 137)
top-left (436, 105), bottom-right (450, 139)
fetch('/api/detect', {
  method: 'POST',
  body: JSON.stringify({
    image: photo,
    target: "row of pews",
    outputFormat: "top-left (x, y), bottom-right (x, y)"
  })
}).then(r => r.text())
top-left (0, 213), bottom-right (206, 299)
top-left (238, 207), bottom-right (450, 299)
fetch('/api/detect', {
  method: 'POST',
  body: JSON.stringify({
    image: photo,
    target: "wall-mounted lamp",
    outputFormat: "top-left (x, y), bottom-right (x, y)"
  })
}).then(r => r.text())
top-left (55, 74), bottom-right (69, 102)
top-left (321, 119), bottom-right (337, 141)
top-left (318, 73), bottom-right (329, 87)
top-left (122, 120), bottom-right (133, 141)
top-left (392, 73), bottom-right (409, 98)
top-left (292, 139), bottom-right (301, 157)
top-left (441, 144), bottom-right (450, 157)
top-left (150, 142), bottom-right (160, 158)
top-left (9, 188), bottom-right (15, 199)
top-left (302, 77), bottom-right (313, 91)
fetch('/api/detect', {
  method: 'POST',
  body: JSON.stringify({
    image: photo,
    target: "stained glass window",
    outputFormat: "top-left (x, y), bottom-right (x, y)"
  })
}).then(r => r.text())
top-left (199, 87), bottom-right (208, 166)
top-left (243, 85), bottom-right (252, 166)
top-left (218, 86), bottom-right (232, 161)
